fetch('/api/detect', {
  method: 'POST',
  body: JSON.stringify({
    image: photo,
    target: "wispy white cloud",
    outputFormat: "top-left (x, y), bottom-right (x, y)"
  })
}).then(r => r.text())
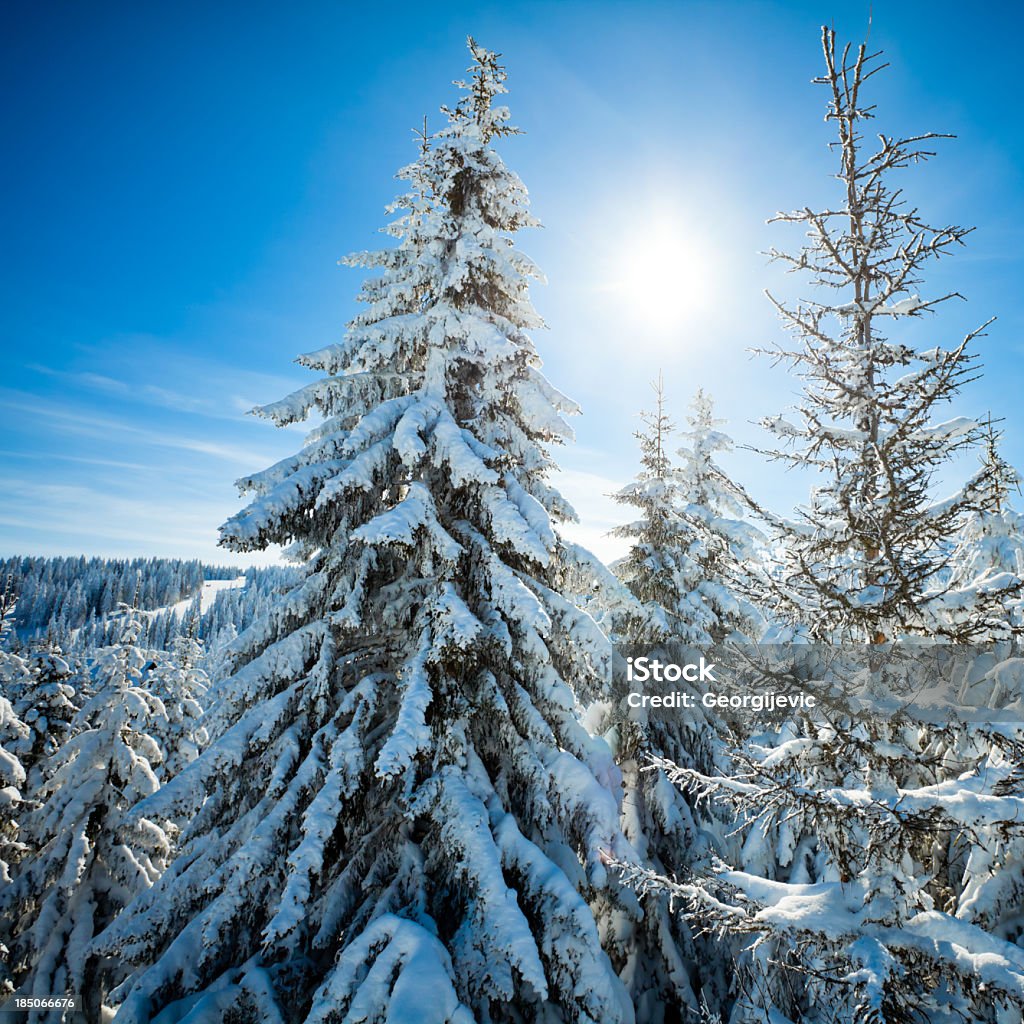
top-left (28, 364), bottom-right (132, 394)
top-left (0, 449), bottom-right (151, 472)
top-left (26, 364), bottom-right (254, 422)
top-left (0, 390), bottom-right (282, 468)
top-left (0, 479), bottom-right (219, 544)
top-left (140, 384), bottom-right (224, 415)
top-left (0, 478), bottom-right (280, 565)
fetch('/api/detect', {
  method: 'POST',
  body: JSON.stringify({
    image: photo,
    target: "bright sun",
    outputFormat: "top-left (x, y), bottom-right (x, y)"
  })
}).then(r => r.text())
top-left (601, 213), bottom-right (716, 337)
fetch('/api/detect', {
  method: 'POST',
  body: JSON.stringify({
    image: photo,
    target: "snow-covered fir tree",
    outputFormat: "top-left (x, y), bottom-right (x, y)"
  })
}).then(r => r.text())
top-left (1, 606), bottom-right (170, 1022)
top-left (0, 578), bottom-right (31, 702)
top-left (14, 644), bottom-right (79, 792)
top-left (95, 40), bottom-right (637, 1024)
top-left (611, 382), bottom-right (762, 645)
top-left (943, 422), bottom-right (1024, 639)
top-left (610, 374), bottom-right (694, 643)
top-left (600, 379), bottom-right (769, 1021)
top-left (0, 693), bottom-right (29, 889)
top-left (601, 377), bottom-right (703, 1020)
top-left (0, 584), bottom-right (32, 1002)
top-left (0, 579), bottom-right (31, 892)
top-left (0, 694), bottom-right (30, 1005)
top-left (673, 388), bottom-right (763, 643)
top-left (147, 614), bottom-right (209, 784)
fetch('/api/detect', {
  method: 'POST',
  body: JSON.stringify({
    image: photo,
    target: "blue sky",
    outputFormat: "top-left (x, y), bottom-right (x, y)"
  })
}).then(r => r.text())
top-left (3, 0), bottom-right (1023, 565)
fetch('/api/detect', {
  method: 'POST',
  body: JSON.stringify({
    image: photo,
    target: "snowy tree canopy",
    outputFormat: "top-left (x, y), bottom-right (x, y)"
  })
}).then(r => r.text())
top-left (1, 607), bottom-right (170, 1022)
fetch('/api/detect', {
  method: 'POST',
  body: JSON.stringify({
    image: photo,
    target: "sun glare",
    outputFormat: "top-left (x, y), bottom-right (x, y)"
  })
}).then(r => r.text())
top-left (610, 220), bottom-right (712, 333)
top-left (598, 210), bottom-right (720, 335)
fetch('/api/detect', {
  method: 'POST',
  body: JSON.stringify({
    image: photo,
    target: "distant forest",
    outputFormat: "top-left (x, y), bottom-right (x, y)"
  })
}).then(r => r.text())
top-left (2, 555), bottom-right (297, 655)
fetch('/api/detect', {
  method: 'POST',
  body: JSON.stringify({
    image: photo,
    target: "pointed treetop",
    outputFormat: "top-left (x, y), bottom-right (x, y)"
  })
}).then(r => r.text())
top-left (635, 371), bottom-right (673, 481)
top-left (442, 37), bottom-right (519, 142)
top-left (978, 416), bottom-right (1021, 515)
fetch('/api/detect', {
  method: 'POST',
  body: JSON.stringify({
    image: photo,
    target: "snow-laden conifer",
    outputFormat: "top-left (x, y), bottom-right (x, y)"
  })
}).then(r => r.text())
top-left (148, 616), bottom-right (209, 783)
top-left (943, 422), bottom-right (1024, 640)
top-left (0, 578), bottom-right (31, 704)
top-left (598, 378), bottom-right (703, 1020)
top-left (0, 694), bottom-right (30, 1006)
top-left (611, 375), bottom-right (693, 642)
top-left (0, 580), bottom-right (31, 891)
top-left (628, 735), bottom-right (1024, 1023)
top-left (14, 645), bottom-right (79, 792)
top-left (1, 607), bottom-right (170, 1022)
top-left (602, 380), bottom-right (767, 1020)
top-left (954, 728), bottom-right (1024, 966)
top-left (612, 383), bottom-right (761, 646)
top-left (674, 389), bottom-right (763, 643)
top-left (0, 694), bottom-right (29, 889)
top-left (97, 40), bottom-right (635, 1024)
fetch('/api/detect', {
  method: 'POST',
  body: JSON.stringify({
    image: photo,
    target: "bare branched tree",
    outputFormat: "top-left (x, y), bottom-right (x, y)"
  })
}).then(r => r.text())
top-left (611, 29), bottom-right (1024, 1024)
top-left (750, 26), bottom-right (1019, 642)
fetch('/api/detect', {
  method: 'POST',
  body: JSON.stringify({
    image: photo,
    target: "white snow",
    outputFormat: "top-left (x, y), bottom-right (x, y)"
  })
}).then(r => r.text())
top-left (160, 577), bottom-right (247, 620)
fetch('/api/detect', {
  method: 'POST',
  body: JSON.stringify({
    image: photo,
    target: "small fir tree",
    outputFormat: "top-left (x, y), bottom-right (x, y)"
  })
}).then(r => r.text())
top-left (943, 421), bottom-right (1024, 640)
top-left (148, 612), bottom-right (209, 784)
top-left (0, 608), bottom-right (170, 1022)
top-left (610, 374), bottom-right (694, 642)
top-left (674, 389), bottom-right (764, 644)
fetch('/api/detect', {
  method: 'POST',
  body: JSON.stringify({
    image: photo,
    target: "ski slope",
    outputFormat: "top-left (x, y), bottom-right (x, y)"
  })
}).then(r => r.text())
top-left (142, 576), bottom-right (248, 620)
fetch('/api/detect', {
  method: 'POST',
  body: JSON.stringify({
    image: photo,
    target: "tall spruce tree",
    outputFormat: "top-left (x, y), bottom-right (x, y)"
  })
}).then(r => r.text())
top-left (96, 40), bottom-right (635, 1024)
top-left (602, 378), bottom-right (704, 1022)
top-left (602, 381), bottom-right (766, 1021)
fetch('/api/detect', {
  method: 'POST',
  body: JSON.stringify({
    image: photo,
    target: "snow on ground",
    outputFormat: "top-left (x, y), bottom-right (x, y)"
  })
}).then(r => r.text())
top-left (143, 577), bottom-right (247, 620)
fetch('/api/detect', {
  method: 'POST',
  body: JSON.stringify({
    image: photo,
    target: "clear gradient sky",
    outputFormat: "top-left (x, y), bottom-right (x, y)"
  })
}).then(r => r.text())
top-left (3, 1), bottom-right (1022, 565)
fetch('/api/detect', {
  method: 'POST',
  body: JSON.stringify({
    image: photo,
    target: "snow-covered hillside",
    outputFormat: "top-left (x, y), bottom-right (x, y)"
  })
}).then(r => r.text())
top-left (161, 576), bottom-right (247, 618)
